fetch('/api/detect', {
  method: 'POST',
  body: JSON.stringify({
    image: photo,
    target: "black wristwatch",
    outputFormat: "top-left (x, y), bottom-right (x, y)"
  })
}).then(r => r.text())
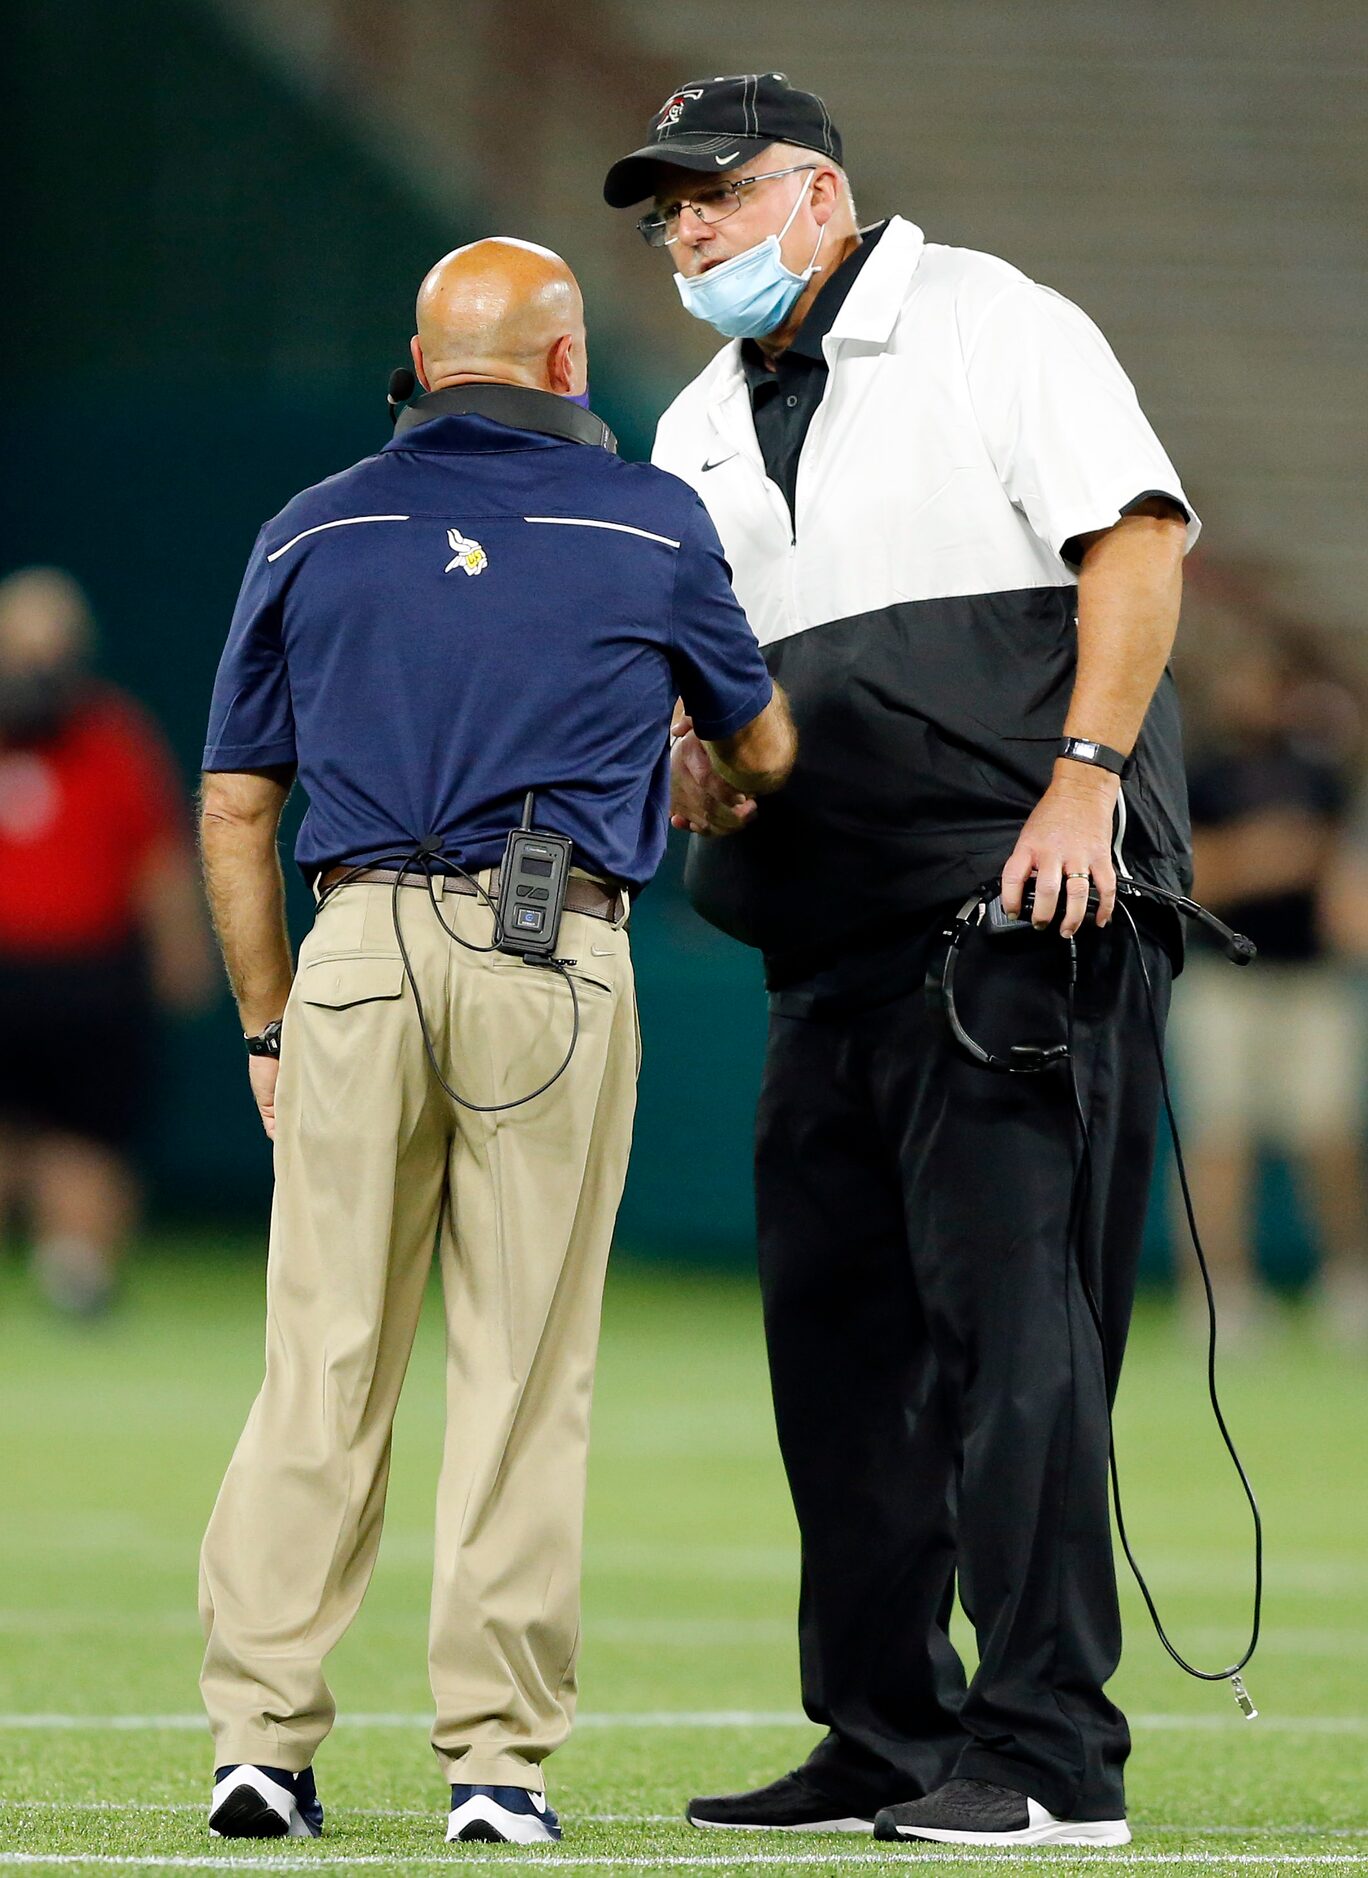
top-left (1057, 735), bottom-right (1134, 780)
top-left (244, 1019), bottom-right (283, 1058)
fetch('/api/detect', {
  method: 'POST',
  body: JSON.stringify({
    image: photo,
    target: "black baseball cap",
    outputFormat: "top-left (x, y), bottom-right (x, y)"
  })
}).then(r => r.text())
top-left (603, 72), bottom-right (843, 208)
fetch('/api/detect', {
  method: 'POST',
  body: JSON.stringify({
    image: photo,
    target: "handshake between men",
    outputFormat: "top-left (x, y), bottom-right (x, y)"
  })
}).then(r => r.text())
top-left (671, 712), bottom-right (768, 837)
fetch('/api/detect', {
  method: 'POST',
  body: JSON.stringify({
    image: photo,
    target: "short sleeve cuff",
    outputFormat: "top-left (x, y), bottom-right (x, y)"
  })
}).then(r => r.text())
top-left (689, 675), bottom-right (775, 744)
top-left (1056, 487), bottom-right (1200, 569)
top-left (202, 737), bottom-right (298, 771)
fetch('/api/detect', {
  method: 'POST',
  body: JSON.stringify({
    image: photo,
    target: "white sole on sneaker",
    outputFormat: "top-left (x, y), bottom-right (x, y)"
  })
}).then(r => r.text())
top-left (891, 1814), bottom-right (1131, 1848)
top-left (445, 1795), bottom-right (558, 1845)
top-left (208, 1767), bottom-right (316, 1839)
top-left (688, 1815), bottom-right (874, 1833)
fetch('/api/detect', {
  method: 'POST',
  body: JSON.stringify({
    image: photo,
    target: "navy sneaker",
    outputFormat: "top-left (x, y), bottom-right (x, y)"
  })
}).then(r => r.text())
top-left (209, 1764), bottom-right (323, 1838)
top-left (446, 1783), bottom-right (561, 1843)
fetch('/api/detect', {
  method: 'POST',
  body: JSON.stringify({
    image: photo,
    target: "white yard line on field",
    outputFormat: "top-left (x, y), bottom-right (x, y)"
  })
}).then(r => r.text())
top-left (0, 1614), bottom-right (800, 1645)
top-left (5, 1610), bottom-right (1366, 1660)
top-left (0, 1710), bottom-right (1365, 1736)
top-left (0, 1805), bottom-right (679, 1824)
top-left (1, 1852), bottom-right (1368, 1870)
top-left (5, 1534), bottom-right (1365, 1603)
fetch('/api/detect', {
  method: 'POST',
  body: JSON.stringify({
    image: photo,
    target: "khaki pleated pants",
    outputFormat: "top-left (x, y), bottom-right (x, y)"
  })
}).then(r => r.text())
top-left (199, 876), bottom-right (638, 1790)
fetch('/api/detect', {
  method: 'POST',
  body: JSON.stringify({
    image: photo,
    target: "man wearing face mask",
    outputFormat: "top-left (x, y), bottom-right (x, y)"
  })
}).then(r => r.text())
top-left (605, 74), bottom-right (1198, 1850)
top-left (0, 567), bottom-right (213, 1314)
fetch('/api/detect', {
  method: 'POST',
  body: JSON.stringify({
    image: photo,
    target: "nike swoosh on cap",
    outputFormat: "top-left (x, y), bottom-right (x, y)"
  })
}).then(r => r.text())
top-left (714, 151), bottom-right (742, 164)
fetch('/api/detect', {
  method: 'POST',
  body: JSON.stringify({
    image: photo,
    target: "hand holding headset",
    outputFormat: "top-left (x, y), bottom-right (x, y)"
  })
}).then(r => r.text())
top-left (928, 874), bottom-right (1256, 1073)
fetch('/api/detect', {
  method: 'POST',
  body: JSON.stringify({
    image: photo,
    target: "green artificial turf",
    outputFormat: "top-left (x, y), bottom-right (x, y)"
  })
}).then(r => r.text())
top-left (0, 1239), bottom-right (1365, 1875)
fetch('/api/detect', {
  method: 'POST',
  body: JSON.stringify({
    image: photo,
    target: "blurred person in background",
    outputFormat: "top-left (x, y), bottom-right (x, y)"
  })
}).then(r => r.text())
top-left (0, 568), bottom-right (214, 1314)
top-left (607, 71), bottom-right (1197, 1852)
top-left (0, 569), bottom-right (214, 1313)
top-left (1174, 624), bottom-right (1368, 1347)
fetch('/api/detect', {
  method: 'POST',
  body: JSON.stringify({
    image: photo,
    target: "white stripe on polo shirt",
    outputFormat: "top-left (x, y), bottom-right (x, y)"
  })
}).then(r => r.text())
top-left (523, 516), bottom-right (681, 549)
top-left (266, 516), bottom-right (410, 563)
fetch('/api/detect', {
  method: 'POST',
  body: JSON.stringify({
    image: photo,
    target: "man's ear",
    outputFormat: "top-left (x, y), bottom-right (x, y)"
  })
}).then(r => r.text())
top-left (547, 333), bottom-right (584, 397)
top-left (809, 164), bottom-right (842, 228)
top-left (410, 335), bottom-right (432, 392)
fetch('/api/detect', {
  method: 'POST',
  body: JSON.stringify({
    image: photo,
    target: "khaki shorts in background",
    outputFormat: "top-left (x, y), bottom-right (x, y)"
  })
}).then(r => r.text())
top-left (1169, 954), bottom-right (1366, 1149)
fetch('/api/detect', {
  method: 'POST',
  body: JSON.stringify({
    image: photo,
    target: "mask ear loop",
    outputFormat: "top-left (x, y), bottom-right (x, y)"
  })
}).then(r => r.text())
top-left (779, 168), bottom-right (826, 281)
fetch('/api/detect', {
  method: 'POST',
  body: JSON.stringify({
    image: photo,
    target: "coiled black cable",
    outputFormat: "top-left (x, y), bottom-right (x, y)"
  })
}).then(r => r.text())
top-left (1062, 906), bottom-right (1263, 1696)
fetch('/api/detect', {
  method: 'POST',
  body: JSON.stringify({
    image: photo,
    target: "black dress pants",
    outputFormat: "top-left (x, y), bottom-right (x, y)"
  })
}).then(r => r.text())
top-left (754, 915), bottom-right (1172, 1822)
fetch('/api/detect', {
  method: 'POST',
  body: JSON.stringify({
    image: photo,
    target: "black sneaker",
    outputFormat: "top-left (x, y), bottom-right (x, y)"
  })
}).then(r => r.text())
top-left (874, 1778), bottom-right (1129, 1848)
top-left (687, 1769), bottom-right (875, 1833)
top-left (209, 1765), bottom-right (323, 1838)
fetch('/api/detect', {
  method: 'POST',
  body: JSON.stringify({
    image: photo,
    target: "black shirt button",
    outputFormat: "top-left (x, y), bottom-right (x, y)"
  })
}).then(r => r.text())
top-left (786, 395), bottom-right (799, 408)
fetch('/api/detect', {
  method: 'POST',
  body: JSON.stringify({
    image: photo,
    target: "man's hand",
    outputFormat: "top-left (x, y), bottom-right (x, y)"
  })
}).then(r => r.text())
top-left (1001, 763), bottom-right (1120, 937)
top-left (669, 716), bottom-right (757, 836)
top-left (248, 1055), bottom-right (280, 1141)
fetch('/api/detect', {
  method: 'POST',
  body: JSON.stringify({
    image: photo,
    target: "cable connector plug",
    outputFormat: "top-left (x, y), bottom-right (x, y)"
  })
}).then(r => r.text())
top-left (1229, 1673), bottom-right (1258, 1720)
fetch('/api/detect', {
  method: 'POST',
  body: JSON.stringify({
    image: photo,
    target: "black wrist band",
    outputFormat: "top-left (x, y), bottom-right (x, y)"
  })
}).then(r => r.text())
top-left (1057, 735), bottom-right (1133, 779)
top-left (244, 1019), bottom-right (283, 1058)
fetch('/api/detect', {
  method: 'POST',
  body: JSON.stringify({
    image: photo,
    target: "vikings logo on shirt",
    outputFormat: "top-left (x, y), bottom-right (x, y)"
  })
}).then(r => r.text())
top-left (655, 87), bottom-right (704, 131)
top-left (444, 528), bottom-right (488, 576)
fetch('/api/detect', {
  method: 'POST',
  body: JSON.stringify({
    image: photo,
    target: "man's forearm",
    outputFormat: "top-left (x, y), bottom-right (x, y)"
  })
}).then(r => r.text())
top-left (1001, 509), bottom-right (1188, 930)
top-left (704, 685), bottom-right (797, 795)
top-left (1063, 509), bottom-right (1187, 760)
top-left (199, 774), bottom-right (294, 1034)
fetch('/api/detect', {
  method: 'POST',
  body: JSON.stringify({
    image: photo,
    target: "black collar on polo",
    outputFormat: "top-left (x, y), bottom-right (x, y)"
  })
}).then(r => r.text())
top-left (740, 218), bottom-right (889, 379)
top-left (393, 383), bottom-right (617, 454)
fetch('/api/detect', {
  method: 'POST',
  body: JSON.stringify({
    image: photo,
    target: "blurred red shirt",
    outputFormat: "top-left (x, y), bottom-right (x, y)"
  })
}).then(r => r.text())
top-left (0, 688), bottom-right (185, 959)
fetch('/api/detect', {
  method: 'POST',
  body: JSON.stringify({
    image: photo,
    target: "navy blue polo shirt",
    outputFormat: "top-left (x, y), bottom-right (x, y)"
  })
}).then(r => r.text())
top-left (203, 389), bottom-right (773, 891)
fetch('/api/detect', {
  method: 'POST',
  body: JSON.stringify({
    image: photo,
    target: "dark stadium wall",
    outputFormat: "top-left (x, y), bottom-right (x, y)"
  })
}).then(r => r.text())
top-left (4, 0), bottom-right (765, 1259)
top-left (7, 0), bottom-right (1313, 1282)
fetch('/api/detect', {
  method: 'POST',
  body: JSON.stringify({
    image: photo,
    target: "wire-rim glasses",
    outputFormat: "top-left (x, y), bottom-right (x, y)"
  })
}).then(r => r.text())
top-left (636, 165), bottom-right (816, 248)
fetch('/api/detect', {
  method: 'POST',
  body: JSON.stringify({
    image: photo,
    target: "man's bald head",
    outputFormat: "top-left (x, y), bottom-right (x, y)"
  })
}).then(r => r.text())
top-left (411, 238), bottom-right (588, 400)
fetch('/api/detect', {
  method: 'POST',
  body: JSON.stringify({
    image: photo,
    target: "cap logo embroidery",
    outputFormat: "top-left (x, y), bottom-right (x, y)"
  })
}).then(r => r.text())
top-left (655, 87), bottom-right (704, 131)
top-left (445, 528), bottom-right (488, 576)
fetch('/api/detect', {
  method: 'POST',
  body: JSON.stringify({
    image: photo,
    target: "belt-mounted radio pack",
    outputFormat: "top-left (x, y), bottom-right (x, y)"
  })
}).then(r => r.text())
top-left (314, 792), bottom-right (596, 1115)
top-left (495, 796), bottom-right (574, 960)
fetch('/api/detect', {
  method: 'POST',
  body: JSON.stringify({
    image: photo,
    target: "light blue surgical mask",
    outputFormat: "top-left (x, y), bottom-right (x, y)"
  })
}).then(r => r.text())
top-left (566, 388), bottom-right (592, 409)
top-left (673, 171), bottom-right (825, 340)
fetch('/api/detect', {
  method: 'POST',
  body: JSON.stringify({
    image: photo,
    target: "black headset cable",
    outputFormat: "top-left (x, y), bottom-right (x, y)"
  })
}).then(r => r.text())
top-left (314, 847), bottom-right (583, 1113)
top-left (1063, 904), bottom-right (1263, 1716)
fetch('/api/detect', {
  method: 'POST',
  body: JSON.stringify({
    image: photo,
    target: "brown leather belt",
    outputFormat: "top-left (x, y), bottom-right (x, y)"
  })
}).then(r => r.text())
top-left (317, 864), bottom-right (626, 923)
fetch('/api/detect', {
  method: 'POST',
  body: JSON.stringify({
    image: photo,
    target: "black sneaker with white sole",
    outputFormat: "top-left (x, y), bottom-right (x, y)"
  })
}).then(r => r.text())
top-left (446, 1783), bottom-right (561, 1843)
top-left (687, 1769), bottom-right (876, 1833)
top-left (874, 1778), bottom-right (1130, 1847)
top-left (209, 1764), bottom-right (323, 1838)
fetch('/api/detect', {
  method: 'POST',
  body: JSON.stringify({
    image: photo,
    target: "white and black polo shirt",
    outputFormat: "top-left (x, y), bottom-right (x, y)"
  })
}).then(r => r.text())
top-left (652, 215), bottom-right (1199, 971)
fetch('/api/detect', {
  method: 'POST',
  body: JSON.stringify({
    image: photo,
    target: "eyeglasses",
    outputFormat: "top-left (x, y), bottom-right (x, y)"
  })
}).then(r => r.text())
top-left (636, 165), bottom-right (816, 248)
